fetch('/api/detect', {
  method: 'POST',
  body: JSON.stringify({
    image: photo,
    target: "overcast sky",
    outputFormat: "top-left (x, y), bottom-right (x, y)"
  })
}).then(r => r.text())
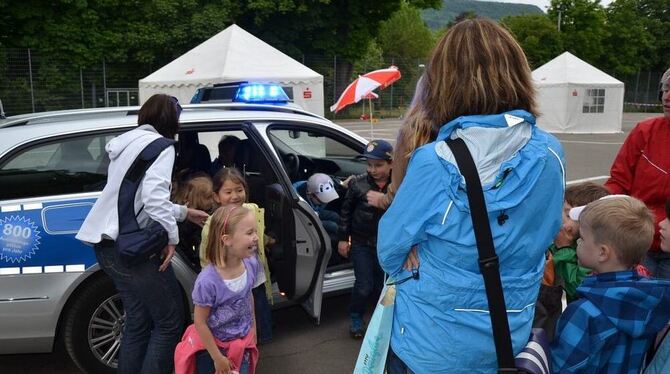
top-left (487, 0), bottom-right (614, 11)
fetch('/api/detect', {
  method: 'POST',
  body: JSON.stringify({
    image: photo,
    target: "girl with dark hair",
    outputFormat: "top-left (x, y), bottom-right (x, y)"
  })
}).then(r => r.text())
top-left (77, 94), bottom-right (208, 373)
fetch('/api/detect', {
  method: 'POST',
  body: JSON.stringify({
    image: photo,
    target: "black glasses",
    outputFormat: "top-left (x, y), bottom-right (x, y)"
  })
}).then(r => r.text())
top-left (387, 267), bottom-right (419, 286)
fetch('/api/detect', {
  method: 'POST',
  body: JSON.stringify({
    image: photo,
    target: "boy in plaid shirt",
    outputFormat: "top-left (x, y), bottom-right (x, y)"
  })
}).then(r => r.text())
top-left (551, 196), bottom-right (670, 373)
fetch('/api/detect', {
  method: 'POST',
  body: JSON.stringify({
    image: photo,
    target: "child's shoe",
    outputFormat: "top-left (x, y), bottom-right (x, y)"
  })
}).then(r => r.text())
top-left (350, 313), bottom-right (364, 339)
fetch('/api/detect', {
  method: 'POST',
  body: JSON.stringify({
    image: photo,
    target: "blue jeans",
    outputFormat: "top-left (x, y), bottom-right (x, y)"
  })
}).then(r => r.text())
top-left (319, 211), bottom-right (344, 266)
top-left (253, 284), bottom-right (273, 344)
top-left (349, 243), bottom-right (384, 316)
top-left (195, 349), bottom-right (250, 374)
top-left (94, 242), bottom-right (184, 374)
top-left (644, 251), bottom-right (670, 279)
top-left (386, 346), bottom-right (415, 374)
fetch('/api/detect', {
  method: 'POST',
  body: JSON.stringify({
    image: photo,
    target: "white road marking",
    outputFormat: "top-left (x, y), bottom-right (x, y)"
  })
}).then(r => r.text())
top-left (559, 140), bottom-right (623, 145)
top-left (566, 176), bottom-right (610, 185)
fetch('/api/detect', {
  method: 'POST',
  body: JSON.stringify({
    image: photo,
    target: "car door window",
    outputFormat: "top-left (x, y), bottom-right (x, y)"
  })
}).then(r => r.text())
top-left (267, 128), bottom-right (366, 183)
top-left (0, 133), bottom-right (120, 200)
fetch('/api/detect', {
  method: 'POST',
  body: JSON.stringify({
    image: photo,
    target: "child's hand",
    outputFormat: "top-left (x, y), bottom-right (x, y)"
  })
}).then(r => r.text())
top-left (341, 175), bottom-right (355, 188)
top-left (214, 355), bottom-right (232, 374)
top-left (338, 241), bottom-right (350, 258)
top-left (554, 227), bottom-right (576, 248)
top-left (403, 246), bottom-right (419, 271)
top-left (366, 190), bottom-right (385, 208)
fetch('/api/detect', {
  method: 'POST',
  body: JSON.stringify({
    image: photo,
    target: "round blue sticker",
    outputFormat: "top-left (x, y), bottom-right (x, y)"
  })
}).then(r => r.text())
top-left (0, 215), bottom-right (42, 263)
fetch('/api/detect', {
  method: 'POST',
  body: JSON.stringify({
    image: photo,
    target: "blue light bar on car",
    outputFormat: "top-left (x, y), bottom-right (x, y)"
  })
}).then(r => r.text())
top-left (233, 83), bottom-right (289, 103)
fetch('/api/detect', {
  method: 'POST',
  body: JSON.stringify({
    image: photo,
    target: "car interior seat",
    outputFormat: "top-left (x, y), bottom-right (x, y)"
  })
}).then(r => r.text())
top-left (175, 132), bottom-right (212, 177)
top-left (234, 139), bottom-right (269, 208)
top-left (52, 139), bottom-right (98, 173)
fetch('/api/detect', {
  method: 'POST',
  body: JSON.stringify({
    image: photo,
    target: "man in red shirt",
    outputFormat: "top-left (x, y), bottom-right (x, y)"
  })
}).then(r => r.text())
top-left (605, 67), bottom-right (670, 278)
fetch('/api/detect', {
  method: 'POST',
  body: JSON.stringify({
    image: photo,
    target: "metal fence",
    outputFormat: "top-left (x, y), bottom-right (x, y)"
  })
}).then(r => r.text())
top-left (616, 70), bottom-right (666, 112)
top-left (0, 48), bottom-right (427, 119)
top-left (0, 48), bottom-right (664, 118)
top-left (0, 49), bottom-right (151, 117)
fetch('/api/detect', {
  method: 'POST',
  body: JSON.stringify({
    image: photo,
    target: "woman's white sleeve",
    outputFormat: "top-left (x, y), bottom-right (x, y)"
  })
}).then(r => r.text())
top-left (141, 146), bottom-right (180, 245)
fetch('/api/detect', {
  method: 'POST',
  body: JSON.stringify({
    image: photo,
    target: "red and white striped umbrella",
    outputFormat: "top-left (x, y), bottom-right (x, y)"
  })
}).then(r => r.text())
top-left (330, 66), bottom-right (401, 113)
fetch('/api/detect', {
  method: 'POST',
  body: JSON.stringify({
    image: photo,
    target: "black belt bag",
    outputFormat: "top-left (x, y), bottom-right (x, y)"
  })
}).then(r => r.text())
top-left (116, 137), bottom-right (175, 267)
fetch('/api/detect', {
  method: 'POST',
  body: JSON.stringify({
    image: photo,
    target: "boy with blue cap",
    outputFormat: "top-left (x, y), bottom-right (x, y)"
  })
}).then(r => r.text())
top-left (337, 139), bottom-right (393, 338)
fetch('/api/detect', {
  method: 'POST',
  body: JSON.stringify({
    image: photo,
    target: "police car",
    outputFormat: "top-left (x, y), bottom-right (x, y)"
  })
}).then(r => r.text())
top-left (0, 84), bottom-right (364, 373)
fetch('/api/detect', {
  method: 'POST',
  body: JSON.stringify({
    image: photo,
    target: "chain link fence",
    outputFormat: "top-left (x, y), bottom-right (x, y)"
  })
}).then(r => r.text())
top-left (0, 48), bottom-right (427, 119)
top-left (616, 70), bottom-right (666, 112)
top-left (0, 49), bottom-right (152, 117)
top-left (0, 47), bottom-right (664, 118)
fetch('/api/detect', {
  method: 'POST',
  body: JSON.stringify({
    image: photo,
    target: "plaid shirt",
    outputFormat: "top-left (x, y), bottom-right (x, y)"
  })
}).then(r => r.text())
top-left (551, 271), bottom-right (670, 373)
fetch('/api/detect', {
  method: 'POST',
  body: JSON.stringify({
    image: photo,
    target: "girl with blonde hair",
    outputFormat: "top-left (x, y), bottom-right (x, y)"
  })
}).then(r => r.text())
top-left (175, 205), bottom-right (260, 373)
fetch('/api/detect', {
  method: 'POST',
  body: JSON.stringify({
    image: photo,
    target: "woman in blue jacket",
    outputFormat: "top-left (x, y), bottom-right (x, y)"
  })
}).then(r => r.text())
top-left (377, 18), bottom-right (565, 373)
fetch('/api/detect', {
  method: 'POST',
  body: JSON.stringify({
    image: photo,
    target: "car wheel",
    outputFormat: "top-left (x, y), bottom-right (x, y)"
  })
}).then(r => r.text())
top-left (63, 275), bottom-right (122, 374)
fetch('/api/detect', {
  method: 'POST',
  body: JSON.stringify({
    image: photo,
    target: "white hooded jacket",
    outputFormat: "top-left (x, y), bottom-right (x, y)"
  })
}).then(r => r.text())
top-left (76, 125), bottom-right (186, 246)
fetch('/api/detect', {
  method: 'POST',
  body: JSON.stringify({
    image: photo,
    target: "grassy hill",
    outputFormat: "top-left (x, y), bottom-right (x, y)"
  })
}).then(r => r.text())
top-left (422, 0), bottom-right (544, 29)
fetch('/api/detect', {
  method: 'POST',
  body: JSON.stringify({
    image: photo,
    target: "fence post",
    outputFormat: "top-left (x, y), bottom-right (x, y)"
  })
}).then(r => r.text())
top-left (80, 68), bottom-right (84, 108)
top-left (92, 82), bottom-right (96, 108)
top-left (633, 70), bottom-right (640, 105)
top-left (390, 57), bottom-right (394, 110)
top-left (103, 59), bottom-right (108, 107)
top-left (333, 55), bottom-right (337, 109)
top-left (28, 49), bottom-right (35, 113)
top-left (644, 70), bottom-right (652, 112)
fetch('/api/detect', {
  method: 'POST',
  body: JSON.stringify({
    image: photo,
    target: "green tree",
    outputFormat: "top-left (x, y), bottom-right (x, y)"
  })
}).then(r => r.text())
top-left (502, 14), bottom-right (563, 69)
top-left (0, 0), bottom-right (240, 68)
top-left (601, 0), bottom-right (654, 76)
top-left (448, 10), bottom-right (477, 27)
top-left (233, 0), bottom-right (441, 100)
top-left (548, 0), bottom-right (608, 64)
top-left (375, 3), bottom-right (434, 109)
top-left (378, 3), bottom-right (435, 60)
top-left (634, 0), bottom-right (670, 71)
top-left (353, 40), bottom-right (384, 75)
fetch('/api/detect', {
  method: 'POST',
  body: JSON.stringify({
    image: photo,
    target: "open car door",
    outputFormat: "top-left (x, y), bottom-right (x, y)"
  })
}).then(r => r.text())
top-left (265, 183), bottom-right (330, 323)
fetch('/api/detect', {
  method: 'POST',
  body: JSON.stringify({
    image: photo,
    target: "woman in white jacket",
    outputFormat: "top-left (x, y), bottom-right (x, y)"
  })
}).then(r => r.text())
top-left (77, 94), bottom-right (208, 374)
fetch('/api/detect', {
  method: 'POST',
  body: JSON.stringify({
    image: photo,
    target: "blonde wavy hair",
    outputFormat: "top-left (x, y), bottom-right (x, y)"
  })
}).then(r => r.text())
top-left (399, 17), bottom-right (537, 160)
top-left (205, 204), bottom-right (251, 268)
top-left (173, 176), bottom-right (217, 212)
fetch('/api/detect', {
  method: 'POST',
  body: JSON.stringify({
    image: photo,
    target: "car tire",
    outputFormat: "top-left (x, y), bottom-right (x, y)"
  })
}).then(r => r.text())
top-left (63, 274), bottom-right (122, 374)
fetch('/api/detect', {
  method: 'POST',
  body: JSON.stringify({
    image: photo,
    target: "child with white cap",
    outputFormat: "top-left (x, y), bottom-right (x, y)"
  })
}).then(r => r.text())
top-left (293, 173), bottom-right (341, 262)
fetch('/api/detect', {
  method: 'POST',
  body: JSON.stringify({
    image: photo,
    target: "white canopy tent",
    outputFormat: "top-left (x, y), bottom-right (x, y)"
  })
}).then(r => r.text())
top-left (139, 24), bottom-right (324, 116)
top-left (532, 52), bottom-right (623, 133)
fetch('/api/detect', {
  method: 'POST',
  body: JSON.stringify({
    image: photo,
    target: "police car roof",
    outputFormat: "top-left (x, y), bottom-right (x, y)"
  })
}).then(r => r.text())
top-left (0, 103), bottom-right (353, 157)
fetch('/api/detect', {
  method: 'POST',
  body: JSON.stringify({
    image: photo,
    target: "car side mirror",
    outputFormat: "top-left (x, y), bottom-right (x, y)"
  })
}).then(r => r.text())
top-left (0, 99), bottom-right (5, 119)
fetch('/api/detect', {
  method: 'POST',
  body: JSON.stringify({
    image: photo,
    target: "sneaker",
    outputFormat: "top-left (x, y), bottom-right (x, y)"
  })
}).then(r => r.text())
top-left (350, 313), bottom-right (364, 339)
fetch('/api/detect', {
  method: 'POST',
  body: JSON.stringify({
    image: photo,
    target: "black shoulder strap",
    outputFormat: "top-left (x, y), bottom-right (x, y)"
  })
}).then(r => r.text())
top-left (118, 137), bottom-right (176, 234)
top-left (446, 138), bottom-right (517, 372)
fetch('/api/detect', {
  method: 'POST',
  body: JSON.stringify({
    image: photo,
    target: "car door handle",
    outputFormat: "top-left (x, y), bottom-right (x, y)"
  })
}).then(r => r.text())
top-left (296, 240), bottom-right (307, 244)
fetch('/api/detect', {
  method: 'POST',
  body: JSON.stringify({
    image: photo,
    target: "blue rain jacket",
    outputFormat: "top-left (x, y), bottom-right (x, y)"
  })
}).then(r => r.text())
top-left (378, 110), bottom-right (565, 373)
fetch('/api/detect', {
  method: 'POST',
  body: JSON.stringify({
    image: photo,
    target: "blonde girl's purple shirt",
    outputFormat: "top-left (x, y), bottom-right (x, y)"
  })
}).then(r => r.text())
top-left (192, 256), bottom-right (259, 341)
